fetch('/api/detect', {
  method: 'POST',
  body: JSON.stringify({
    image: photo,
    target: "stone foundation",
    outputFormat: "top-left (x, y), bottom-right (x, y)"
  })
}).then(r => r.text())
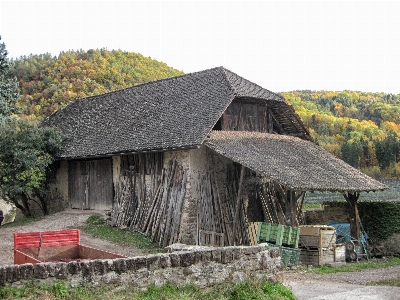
top-left (0, 245), bottom-right (282, 288)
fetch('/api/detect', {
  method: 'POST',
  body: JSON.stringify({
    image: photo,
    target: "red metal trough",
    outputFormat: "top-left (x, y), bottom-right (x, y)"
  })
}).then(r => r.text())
top-left (14, 229), bottom-right (126, 265)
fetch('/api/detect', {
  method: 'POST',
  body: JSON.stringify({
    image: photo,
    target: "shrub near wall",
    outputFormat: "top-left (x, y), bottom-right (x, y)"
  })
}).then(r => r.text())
top-left (358, 201), bottom-right (400, 244)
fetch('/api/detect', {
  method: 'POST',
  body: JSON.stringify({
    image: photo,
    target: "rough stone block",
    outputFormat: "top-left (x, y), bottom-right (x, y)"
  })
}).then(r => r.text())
top-left (183, 266), bottom-right (196, 276)
top-left (135, 268), bottom-right (149, 280)
top-left (34, 263), bottom-right (49, 279)
top-left (211, 250), bottom-right (222, 263)
top-left (134, 256), bottom-right (147, 270)
top-left (158, 254), bottom-right (171, 269)
top-left (231, 248), bottom-right (242, 260)
top-left (68, 261), bottom-right (81, 275)
top-left (269, 247), bottom-right (280, 258)
top-left (5, 266), bottom-right (17, 283)
top-left (261, 253), bottom-right (270, 270)
top-left (146, 255), bottom-right (159, 271)
top-left (222, 249), bottom-right (233, 264)
top-left (180, 252), bottom-right (195, 267)
top-left (19, 264), bottom-right (34, 280)
top-left (105, 259), bottom-right (115, 272)
top-left (54, 262), bottom-right (68, 279)
top-left (125, 257), bottom-right (136, 271)
top-left (93, 260), bottom-right (106, 275)
top-left (170, 253), bottom-right (181, 267)
top-left (201, 250), bottom-right (212, 262)
top-left (81, 261), bottom-right (94, 279)
top-left (193, 251), bottom-right (202, 264)
top-left (113, 258), bottom-right (127, 274)
top-left (0, 267), bottom-right (6, 286)
top-left (243, 246), bottom-right (260, 255)
top-left (44, 262), bottom-right (56, 277)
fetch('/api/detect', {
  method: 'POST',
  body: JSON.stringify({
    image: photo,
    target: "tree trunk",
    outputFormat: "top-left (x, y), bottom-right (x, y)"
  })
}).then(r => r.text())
top-left (11, 195), bottom-right (32, 217)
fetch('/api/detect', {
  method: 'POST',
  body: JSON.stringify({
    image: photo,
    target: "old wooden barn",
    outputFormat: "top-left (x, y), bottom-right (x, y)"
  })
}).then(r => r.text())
top-left (43, 67), bottom-right (386, 246)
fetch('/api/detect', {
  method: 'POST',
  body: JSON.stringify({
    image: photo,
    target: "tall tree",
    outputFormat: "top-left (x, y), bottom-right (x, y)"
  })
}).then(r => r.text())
top-left (0, 121), bottom-right (64, 216)
top-left (0, 36), bottom-right (21, 119)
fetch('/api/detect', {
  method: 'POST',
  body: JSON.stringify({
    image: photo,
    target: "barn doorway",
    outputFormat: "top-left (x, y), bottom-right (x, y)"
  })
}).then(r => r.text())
top-left (68, 158), bottom-right (113, 210)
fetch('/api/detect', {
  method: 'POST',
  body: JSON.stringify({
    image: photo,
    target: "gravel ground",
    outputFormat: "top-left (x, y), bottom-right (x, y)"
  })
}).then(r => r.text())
top-left (0, 208), bottom-right (146, 266)
top-left (1, 209), bottom-right (400, 299)
top-left (284, 263), bottom-right (400, 299)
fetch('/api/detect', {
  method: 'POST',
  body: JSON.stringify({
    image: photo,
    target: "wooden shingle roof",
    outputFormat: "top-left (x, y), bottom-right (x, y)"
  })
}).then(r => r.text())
top-left (205, 131), bottom-right (387, 193)
top-left (43, 67), bottom-right (301, 159)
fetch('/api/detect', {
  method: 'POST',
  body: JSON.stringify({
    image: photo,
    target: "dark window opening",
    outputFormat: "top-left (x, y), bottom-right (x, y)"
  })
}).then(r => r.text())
top-left (212, 118), bottom-right (222, 130)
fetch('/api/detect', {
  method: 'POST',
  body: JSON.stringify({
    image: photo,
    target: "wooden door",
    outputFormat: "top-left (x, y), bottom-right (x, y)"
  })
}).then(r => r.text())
top-left (68, 159), bottom-right (113, 210)
top-left (88, 159), bottom-right (113, 210)
top-left (68, 160), bottom-right (88, 209)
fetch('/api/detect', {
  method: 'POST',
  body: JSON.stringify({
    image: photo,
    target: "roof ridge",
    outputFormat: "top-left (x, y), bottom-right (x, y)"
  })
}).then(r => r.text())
top-left (219, 67), bottom-right (238, 96)
top-left (220, 67), bottom-right (285, 101)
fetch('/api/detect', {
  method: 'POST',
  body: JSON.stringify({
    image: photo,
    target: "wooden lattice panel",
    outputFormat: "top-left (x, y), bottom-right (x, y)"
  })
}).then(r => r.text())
top-left (247, 222), bottom-right (259, 246)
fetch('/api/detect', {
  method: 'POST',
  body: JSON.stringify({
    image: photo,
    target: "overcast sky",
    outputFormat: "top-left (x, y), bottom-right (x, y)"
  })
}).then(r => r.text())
top-left (1, 0), bottom-right (399, 94)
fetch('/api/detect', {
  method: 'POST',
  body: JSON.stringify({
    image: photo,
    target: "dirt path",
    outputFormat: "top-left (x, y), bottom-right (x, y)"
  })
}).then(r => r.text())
top-left (0, 208), bottom-right (146, 266)
top-left (284, 265), bottom-right (400, 300)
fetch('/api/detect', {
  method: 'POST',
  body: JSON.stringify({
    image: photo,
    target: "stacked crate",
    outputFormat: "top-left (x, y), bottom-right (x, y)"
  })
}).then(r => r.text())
top-left (298, 225), bottom-right (345, 266)
top-left (256, 222), bottom-right (301, 266)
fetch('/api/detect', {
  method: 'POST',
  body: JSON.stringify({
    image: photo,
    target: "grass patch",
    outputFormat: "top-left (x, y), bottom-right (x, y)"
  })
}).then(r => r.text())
top-left (2, 215), bottom-right (44, 228)
top-left (0, 278), bottom-right (295, 300)
top-left (313, 257), bottom-right (400, 274)
top-left (302, 203), bottom-right (323, 210)
top-left (81, 215), bottom-right (161, 252)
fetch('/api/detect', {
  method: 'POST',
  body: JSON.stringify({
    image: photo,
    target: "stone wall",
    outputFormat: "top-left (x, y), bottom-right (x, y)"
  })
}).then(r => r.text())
top-left (0, 245), bottom-right (282, 288)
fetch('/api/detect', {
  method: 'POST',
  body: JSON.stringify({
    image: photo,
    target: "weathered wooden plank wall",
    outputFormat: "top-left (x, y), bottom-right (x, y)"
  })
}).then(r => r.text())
top-left (195, 149), bottom-right (306, 246)
top-left (221, 99), bottom-right (277, 133)
top-left (111, 152), bottom-right (188, 247)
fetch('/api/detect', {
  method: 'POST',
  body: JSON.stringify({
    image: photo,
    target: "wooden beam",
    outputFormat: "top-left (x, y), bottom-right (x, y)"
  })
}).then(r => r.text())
top-left (343, 192), bottom-right (361, 241)
top-left (232, 165), bottom-right (245, 245)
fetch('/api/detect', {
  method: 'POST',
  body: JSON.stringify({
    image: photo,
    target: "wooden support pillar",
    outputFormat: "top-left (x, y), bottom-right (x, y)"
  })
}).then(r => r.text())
top-left (232, 165), bottom-right (245, 245)
top-left (290, 191), bottom-right (297, 226)
top-left (284, 190), bottom-right (298, 227)
top-left (343, 192), bottom-right (361, 241)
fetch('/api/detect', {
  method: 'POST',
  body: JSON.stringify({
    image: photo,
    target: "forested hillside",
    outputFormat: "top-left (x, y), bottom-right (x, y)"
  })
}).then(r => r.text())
top-left (281, 91), bottom-right (400, 179)
top-left (9, 50), bottom-right (400, 179)
top-left (11, 49), bottom-right (184, 121)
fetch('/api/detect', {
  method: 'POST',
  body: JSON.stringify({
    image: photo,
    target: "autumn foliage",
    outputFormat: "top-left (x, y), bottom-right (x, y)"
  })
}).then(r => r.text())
top-left (282, 91), bottom-right (400, 178)
top-left (11, 49), bottom-right (184, 121)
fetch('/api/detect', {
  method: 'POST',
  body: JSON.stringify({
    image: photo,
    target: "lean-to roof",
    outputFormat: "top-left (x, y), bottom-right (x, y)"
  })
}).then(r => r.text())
top-left (204, 131), bottom-right (387, 192)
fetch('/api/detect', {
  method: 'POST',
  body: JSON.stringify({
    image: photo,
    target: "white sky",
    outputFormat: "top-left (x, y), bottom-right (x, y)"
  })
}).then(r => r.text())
top-left (1, 0), bottom-right (399, 94)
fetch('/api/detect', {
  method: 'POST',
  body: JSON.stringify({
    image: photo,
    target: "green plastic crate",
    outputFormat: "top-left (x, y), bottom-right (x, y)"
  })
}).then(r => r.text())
top-left (279, 246), bottom-right (301, 267)
top-left (282, 226), bottom-right (300, 248)
top-left (257, 223), bottom-right (284, 245)
top-left (257, 223), bottom-right (300, 247)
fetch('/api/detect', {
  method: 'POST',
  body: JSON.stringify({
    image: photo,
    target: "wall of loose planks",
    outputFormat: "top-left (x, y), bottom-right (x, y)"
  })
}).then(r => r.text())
top-left (111, 151), bottom-right (189, 247)
top-left (109, 145), bottom-right (307, 247)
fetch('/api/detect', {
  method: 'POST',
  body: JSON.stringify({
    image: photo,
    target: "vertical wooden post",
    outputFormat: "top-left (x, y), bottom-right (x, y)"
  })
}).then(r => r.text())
top-left (290, 191), bottom-right (298, 226)
top-left (343, 192), bottom-right (361, 241)
top-left (267, 109), bottom-right (273, 133)
top-left (232, 165), bottom-right (245, 245)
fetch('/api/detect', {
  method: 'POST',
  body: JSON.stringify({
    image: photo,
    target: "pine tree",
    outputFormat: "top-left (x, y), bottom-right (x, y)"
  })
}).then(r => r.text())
top-left (0, 36), bottom-right (20, 119)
